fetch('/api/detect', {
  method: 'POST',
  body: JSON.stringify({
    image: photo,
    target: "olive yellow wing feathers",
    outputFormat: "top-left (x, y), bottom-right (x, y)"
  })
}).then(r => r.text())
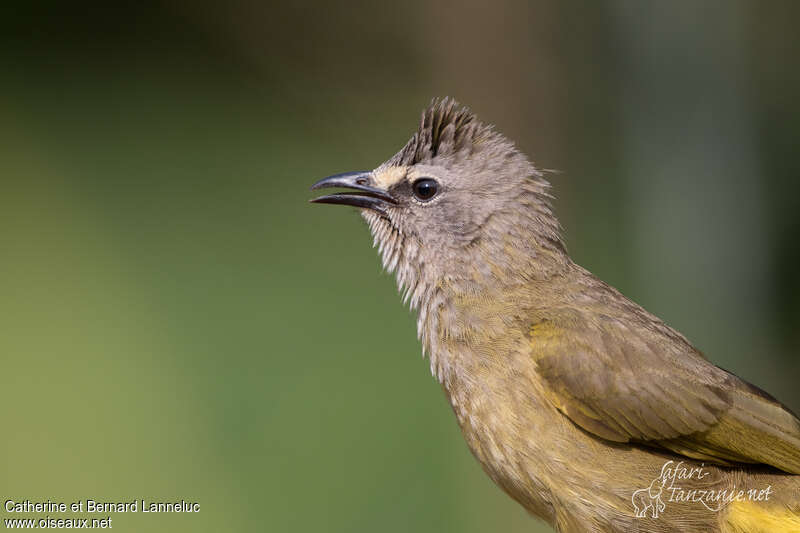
top-left (531, 314), bottom-right (800, 474)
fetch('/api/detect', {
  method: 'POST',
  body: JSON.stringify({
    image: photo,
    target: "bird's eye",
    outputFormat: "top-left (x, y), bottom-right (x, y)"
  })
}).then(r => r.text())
top-left (412, 178), bottom-right (439, 201)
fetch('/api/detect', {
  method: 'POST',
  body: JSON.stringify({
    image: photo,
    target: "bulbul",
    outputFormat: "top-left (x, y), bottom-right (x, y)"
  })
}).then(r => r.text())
top-left (310, 98), bottom-right (800, 532)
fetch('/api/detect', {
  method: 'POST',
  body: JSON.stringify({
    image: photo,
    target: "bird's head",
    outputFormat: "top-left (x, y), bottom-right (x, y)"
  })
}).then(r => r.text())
top-left (311, 98), bottom-right (566, 308)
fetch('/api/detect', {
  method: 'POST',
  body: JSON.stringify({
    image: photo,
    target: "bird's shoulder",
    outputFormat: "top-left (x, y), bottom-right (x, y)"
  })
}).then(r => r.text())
top-left (525, 288), bottom-right (731, 443)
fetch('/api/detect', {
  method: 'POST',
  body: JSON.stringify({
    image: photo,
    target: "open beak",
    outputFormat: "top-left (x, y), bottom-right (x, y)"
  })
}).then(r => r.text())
top-left (309, 171), bottom-right (397, 215)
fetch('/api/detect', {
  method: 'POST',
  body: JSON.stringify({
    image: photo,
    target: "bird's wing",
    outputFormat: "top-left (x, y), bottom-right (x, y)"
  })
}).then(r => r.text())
top-left (531, 313), bottom-right (800, 474)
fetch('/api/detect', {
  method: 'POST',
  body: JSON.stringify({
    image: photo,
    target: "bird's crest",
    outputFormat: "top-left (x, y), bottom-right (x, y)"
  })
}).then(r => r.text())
top-left (388, 97), bottom-right (497, 166)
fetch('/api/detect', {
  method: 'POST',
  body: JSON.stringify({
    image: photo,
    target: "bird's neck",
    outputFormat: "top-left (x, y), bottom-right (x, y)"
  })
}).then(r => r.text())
top-left (412, 239), bottom-right (572, 388)
top-left (363, 186), bottom-right (571, 384)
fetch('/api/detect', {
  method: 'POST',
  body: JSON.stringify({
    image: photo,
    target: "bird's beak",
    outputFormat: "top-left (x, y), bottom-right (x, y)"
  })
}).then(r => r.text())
top-left (309, 171), bottom-right (397, 215)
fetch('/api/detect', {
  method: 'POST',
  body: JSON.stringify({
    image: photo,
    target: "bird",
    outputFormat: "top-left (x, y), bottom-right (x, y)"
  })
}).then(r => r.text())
top-left (309, 98), bottom-right (800, 532)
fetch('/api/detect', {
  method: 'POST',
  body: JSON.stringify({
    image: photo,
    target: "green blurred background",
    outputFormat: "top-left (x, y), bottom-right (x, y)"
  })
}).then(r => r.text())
top-left (1, 2), bottom-right (798, 532)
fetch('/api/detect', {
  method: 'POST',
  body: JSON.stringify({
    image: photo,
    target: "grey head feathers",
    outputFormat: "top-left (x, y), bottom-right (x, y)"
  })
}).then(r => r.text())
top-left (388, 97), bottom-right (506, 167)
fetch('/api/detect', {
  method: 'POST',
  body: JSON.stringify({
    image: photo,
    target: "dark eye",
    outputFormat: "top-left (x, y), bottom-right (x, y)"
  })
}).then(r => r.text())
top-left (412, 178), bottom-right (439, 201)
